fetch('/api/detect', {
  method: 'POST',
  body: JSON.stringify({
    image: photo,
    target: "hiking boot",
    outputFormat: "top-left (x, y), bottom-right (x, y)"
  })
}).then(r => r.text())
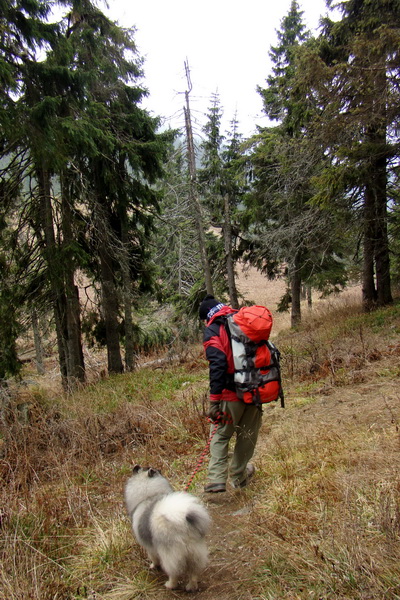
top-left (231, 464), bottom-right (255, 489)
top-left (204, 482), bottom-right (226, 493)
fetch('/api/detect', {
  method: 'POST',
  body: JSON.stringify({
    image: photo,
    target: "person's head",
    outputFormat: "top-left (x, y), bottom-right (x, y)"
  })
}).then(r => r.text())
top-left (198, 294), bottom-right (225, 323)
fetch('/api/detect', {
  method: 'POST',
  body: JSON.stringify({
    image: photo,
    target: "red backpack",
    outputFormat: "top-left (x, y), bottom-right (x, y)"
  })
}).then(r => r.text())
top-left (225, 305), bottom-right (284, 407)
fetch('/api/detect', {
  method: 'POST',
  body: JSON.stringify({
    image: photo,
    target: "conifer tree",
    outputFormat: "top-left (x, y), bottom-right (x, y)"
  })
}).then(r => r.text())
top-left (199, 93), bottom-right (225, 225)
top-left (258, 0), bottom-right (309, 130)
top-left (297, 0), bottom-right (399, 309)
top-left (199, 94), bottom-right (241, 306)
top-left (52, 2), bottom-right (172, 373)
top-left (1, 0), bottom-right (172, 383)
top-left (64, 2), bottom-right (173, 373)
top-left (221, 114), bottom-right (246, 308)
top-left (247, 1), bottom-right (350, 326)
top-left (0, 0), bottom-right (57, 382)
top-left (152, 142), bottom-right (202, 301)
top-left (250, 1), bottom-right (312, 326)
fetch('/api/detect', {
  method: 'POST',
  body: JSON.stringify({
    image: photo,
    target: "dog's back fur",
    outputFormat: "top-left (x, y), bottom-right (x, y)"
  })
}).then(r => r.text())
top-left (124, 465), bottom-right (210, 592)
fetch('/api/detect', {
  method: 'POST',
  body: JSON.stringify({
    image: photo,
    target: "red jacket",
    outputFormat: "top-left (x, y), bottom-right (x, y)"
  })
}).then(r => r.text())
top-left (203, 305), bottom-right (240, 402)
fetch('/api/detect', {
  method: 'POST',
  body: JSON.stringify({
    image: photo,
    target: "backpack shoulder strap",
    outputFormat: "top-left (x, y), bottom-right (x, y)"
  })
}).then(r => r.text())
top-left (267, 341), bottom-right (285, 408)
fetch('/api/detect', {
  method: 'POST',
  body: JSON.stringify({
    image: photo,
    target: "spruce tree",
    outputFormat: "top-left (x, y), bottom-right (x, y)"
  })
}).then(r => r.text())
top-left (0, 0), bottom-right (57, 382)
top-left (247, 1), bottom-right (350, 326)
top-left (257, 1), bottom-right (311, 328)
top-left (301, 0), bottom-right (399, 309)
top-left (1, 0), bottom-right (172, 383)
top-left (250, 2), bottom-right (311, 326)
top-left (152, 142), bottom-right (202, 301)
top-left (56, 1), bottom-right (172, 373)
top-left (199, 94), bottom-right (241, 306)
top-left (221, 114), bottom-right (246, 308)
top-left (258, 0), bottom-right (309, 130)
top-left (199, 93), bottom-right (225, 225)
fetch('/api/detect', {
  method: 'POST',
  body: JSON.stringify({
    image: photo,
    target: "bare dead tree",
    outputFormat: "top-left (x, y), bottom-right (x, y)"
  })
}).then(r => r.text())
top-left (183, 60), bottom-right (214, 295)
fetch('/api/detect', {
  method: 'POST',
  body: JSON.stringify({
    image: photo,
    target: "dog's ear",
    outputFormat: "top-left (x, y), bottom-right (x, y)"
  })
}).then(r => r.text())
top-left (132, 464), bottom-right (141, 474)
top-left (147, 468), bottom-right (160, 478)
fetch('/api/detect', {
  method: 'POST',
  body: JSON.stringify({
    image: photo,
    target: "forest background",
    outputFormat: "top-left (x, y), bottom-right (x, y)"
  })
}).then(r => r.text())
top-left (0, 0), bottom-right (399, 390)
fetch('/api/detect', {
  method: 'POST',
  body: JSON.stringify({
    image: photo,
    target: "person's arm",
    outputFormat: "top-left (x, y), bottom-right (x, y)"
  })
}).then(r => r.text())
top-left (203, 323), bottom-right (228, 421)
top-left (205, 343), bottom-right (227, 402)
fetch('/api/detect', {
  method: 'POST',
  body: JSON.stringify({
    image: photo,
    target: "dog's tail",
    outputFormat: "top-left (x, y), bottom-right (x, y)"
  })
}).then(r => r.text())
top-left (185, 506), bottom-right (210, 537)
top-left (152, 492), bottom-right (210, 540)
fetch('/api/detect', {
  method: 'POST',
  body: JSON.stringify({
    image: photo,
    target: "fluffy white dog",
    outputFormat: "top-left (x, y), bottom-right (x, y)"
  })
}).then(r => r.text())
top-left (124, 465), bottom-right (210, 592)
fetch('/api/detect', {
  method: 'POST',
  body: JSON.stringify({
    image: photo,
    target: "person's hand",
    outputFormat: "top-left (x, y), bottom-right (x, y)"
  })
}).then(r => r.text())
top-left (206, 402), bottom-right (222, 423)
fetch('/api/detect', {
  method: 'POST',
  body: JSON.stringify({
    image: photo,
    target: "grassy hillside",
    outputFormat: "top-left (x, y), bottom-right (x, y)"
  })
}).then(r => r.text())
top-left (1, 299), bottom-right (399, 599)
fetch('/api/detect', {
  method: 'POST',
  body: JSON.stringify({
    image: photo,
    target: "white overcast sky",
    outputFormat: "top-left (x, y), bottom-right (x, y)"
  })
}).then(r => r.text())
top-left (103, 0), bottom-right (337, 137)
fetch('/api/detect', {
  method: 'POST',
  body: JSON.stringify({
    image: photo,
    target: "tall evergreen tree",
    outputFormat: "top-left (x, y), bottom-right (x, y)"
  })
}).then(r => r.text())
top-left (0, 0), bottom-right (172, 384)
top-left (258, 1), bottom-right (310, 327)
top-left (258, 0), bottom-right (309, 130)
top-left (199, 93), bottom-right (225, 224)
top-left (245, 1), bottom-right (351, 326)
top-left (250, 2), bottom-right (314, 326)
top-left (221, 114), bottom-right (246, 308)
top-left (57, 1), bottom-right (172, 373)
top-left (0, 0), bottom-right (57, 382)
top-left (152, 142), bottom-right (202, 301)
top-left (199, 94), bottom-right (241, 307)
top-left (297, 0), bottom-right (399, 309)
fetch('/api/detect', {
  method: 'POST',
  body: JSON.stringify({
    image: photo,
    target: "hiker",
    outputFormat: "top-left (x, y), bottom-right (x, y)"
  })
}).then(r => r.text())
top-left (199, 294), bottom-right (261, 493)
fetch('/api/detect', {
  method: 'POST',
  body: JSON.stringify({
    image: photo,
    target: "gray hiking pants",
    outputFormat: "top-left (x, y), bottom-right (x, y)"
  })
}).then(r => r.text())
top-left (207, 400), bottom-right (262, 487)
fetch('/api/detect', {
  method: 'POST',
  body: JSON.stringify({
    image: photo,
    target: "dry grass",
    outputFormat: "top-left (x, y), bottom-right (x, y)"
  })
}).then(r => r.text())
top-left (1, 292), bottom-right (400, 599)
top-left (247, 411), bottom-right (400, 599)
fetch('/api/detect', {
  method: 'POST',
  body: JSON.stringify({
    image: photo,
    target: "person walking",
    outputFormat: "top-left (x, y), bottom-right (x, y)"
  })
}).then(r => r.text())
top-left (199, 294), bottom-right (261, 493)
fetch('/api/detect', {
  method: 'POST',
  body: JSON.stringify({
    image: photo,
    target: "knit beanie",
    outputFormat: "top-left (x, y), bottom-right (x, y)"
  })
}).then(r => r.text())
top-left (198, 294), bottom-right (224, 321)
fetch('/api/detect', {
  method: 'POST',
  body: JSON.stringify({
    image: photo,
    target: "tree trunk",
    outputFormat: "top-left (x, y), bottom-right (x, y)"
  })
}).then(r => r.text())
top-left (375, 205), bottom-right (392, 306)
top-left (184, 92), bottom-right (213, 295)
top-left (61, 173), bottom-right (85, 385)
top-left (121, 213), bottom-right (135, 372)
top-left (122, 273), bottom-right (135, 371)
top-left (223, 194), bottom-right (239, 308)
top-left (31, 308), bottom-right (45, 375)
top-left (98, 235), bottom-right (124, 374)
top-left (306, 285), bottom-right (312, 308)
top-left (37, 166), bottom-right (69, 389)
top-left (362, 68), bottom-right (392, 309)
top-left (362, 156), bottom-right (392, 309)
top-left (373, 150), bottom-right (392, 306)
top-left (362, 178), bottom-right (378, 310)
top-left (290, 255), bottom-right (302, 328)
top-left (64, 280), bottom-right (85, 384)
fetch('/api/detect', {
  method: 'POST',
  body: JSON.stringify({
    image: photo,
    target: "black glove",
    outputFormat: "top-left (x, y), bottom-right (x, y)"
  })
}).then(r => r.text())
top-left (206, 402), bottom-right (222, 423)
